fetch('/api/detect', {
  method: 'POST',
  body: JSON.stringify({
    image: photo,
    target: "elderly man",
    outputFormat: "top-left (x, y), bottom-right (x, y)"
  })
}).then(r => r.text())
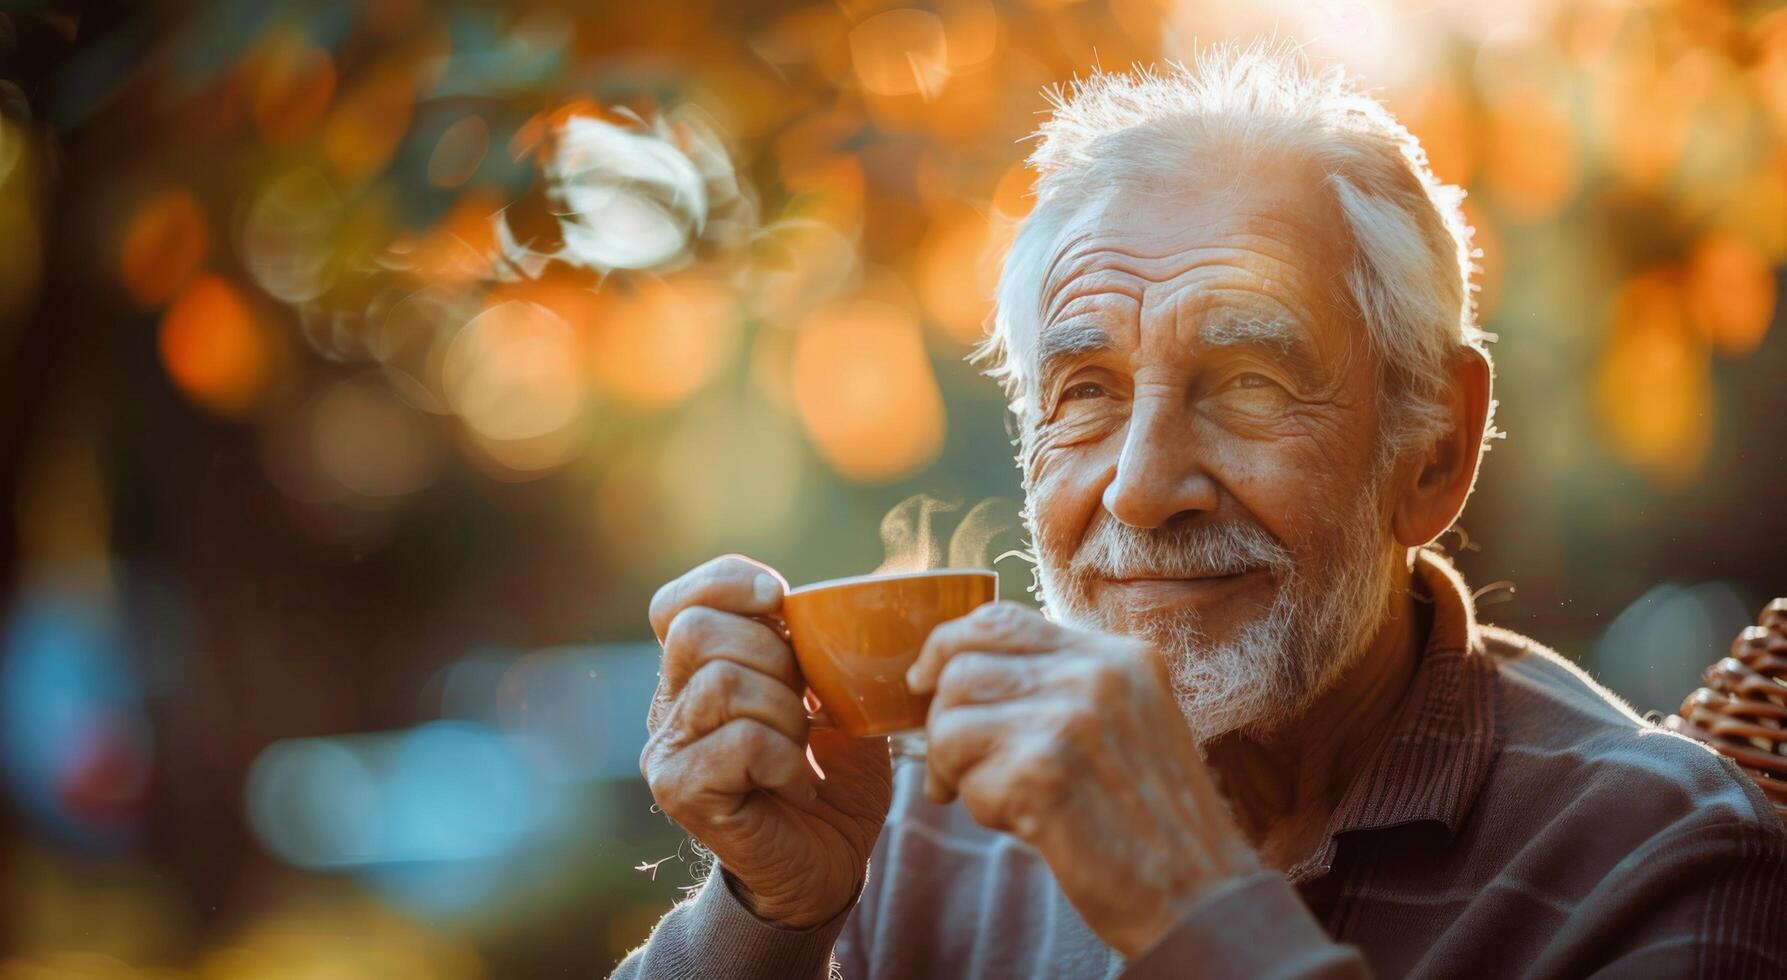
top-left (615, 47), bottom-right (1787, 978)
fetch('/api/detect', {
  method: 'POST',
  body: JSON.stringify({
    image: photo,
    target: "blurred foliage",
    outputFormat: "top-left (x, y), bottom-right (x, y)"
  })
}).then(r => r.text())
top-left (0, 0), bottom-right (1784, 975)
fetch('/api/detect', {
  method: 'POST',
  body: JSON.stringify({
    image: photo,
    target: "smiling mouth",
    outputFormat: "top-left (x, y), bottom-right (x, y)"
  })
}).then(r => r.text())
top-left (1106, 568), bottom-right (1261, 584)
top-left (1099, 569), bottom-right (1265, 594)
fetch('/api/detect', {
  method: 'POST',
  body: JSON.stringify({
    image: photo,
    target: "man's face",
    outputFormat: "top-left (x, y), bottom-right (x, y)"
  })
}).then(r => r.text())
top-left (1019, 164), bottom-right (1401, 742)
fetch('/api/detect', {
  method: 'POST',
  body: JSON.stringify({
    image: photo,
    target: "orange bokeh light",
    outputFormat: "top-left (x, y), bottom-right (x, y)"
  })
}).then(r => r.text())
top-left (120, 189), bottom-right (208, 308)
top-left (1594, 269), bottom-right (1713, 488)
top-left (792, 299), bottom-right (946, 483)
top-left (849, 9), bottom-right (951, 100)
top-left (396, 192), bottom-right (502, 286)
top-left (587, 273), bottom-right (739, 410)
top-left (249, 33), bottom-right (337, 146)
top-left (1482, 88), bottom-right (1576, 222)
top-left (159, 275), bottom-right (274, 417)
top-left (1685, 232), bottom-right (1776, 357)
top-left (915, 205), bottom-right (1006, 346)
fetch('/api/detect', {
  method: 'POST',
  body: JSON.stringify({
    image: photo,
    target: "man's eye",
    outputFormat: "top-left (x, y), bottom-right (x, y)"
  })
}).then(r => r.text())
top-left (1225, 373), bottom-right (1275, 391)
top-left (1062, 381), bottom-right (1107, 401)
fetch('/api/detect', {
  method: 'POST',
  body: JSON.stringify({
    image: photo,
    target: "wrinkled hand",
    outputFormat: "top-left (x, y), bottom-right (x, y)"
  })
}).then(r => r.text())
top-left (907, 601), bottom-right (1261, 957)
top-left (641, 555), bottom-right (893, 928)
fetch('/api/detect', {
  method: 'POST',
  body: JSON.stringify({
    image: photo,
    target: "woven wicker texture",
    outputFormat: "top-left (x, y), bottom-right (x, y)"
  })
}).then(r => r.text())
top-left (1665, 598), bottom-right (1787, 820)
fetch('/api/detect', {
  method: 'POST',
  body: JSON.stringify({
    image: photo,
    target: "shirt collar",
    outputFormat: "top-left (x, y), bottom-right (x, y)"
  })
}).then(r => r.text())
top-left (1287, 548), bottom-right (1501, 883)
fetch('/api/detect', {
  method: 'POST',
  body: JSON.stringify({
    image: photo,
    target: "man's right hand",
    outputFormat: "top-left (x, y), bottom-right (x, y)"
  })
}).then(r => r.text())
top-left (641, 555), bottom-right (894, 928)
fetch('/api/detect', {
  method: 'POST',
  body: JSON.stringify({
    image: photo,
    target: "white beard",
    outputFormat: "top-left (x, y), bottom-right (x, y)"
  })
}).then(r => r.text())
top-left (1032, 475), bottom-right (1397, 744)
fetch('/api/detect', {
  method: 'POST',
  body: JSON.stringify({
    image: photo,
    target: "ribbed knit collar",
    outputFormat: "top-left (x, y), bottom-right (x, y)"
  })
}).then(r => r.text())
top-left (1287, 548), bottom-right (1501, 884)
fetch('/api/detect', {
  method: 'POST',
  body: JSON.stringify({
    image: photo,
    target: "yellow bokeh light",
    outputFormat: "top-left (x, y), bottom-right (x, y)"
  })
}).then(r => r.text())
top-left (587, 273), bottom-right (739, 410)
top-left (308, 378), bottom-right (442, 498)
top-left (444, 299), bottom-right (586, 445)
top-left (849, 9), bottom-right (951, 100)
top-left (653, 395), bottom-right (806, 551)
top-left (159, 275), bottom-right (275, 417)
top-left (119, 189), bottom-right (208, 309)
top-left (323, 62), bottom-right (415, 183)
top-left (1685, 232), bottom-right (1776, 357)
top-left (792, 298), bottom-right (946, 482)
top-left (1594, 270), bottom-right (1714, 488)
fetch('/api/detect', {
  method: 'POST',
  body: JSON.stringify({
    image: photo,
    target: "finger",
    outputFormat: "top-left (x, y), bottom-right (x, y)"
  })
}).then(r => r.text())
top-left (700, 715), bottom-right (818, 808)
top-left (930, 652), bottom-right (1042, 715)
top-left (662, 718), bottom-right (819, 813)
top-left (670, 660), bottom-right (811, 746)
top-left (908, 601), bottom-right (1057, 695)
top-left (924, 701), bottom-right (1030, 805)
top-left (956, 748), bottom-right (1066, 841)
top-left (661, 606), bottom-right (802, 697)
top-left (649, 555), bottom-right (786, 643)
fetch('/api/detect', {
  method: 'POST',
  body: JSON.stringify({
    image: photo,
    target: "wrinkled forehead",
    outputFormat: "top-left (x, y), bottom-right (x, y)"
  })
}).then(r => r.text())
top-left (1001, 165), bottom-right (1355, 405)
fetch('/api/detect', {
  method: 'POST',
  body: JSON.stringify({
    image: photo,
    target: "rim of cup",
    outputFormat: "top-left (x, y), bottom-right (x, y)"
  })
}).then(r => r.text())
top-left (785, 567), bottom-right (998, 597)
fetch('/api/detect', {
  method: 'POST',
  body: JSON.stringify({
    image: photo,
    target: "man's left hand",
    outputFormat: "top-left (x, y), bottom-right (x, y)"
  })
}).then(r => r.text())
top-left (906, 601), bottom-right (1263, 958)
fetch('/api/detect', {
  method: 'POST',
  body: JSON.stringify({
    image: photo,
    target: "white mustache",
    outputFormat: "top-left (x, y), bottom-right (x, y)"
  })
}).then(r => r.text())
top-left (1072, 516), bottom-right (1294, 579)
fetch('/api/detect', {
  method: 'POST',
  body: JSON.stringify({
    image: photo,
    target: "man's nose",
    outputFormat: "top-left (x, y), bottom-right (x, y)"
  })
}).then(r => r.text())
top-left (1101, 396), bottom-right (1219, 528)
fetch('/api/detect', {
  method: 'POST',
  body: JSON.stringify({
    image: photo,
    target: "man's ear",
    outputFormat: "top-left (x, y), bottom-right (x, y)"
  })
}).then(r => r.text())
top-left (1392, 346), bottom-right (1493, 548)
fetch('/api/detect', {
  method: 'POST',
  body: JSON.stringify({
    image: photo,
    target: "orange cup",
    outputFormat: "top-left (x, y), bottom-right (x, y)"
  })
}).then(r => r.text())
top-left (782, 569), bottom-right (998, 738)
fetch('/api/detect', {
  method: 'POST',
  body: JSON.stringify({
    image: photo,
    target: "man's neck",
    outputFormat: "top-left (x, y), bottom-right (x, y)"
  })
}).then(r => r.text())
top-left (1202, 561), bottom-right (1427, 870)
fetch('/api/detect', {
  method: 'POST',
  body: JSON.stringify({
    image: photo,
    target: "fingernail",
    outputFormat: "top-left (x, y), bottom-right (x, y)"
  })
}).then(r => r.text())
top-left (904, 667), bottom-right (920, 690)
top-left (753, 574), bottom-right (779, 606)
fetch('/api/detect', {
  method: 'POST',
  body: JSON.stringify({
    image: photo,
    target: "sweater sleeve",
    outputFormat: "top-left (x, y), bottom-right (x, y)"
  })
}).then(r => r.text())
top-left (1119, 871), bottom-right (1370, 980)
top-left (609, 870), bottom-right (851, 980)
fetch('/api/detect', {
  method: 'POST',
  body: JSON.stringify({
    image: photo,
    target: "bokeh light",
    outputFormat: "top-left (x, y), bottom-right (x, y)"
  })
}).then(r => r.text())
top-left (850, 9), bottom-right (952, 100)
top-left (792, 298), bottom-right (946, 483)
top-left (443, 298), bottom-right (587, 474)
top-left (158, 275), bottom-right (275, 417)
top-left (1685, 231), bottom-right (1776, 357)
top-left (118, 190), bottom-right (208, 309)
top-left (1594, 269), bottom-right (1715, 488)
top-left (586, 272), bottom-right (738, 410)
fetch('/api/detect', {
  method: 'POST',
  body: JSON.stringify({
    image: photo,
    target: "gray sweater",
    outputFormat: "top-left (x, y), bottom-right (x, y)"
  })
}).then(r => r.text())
top-left (612, 554), bottom-right (1787, 978)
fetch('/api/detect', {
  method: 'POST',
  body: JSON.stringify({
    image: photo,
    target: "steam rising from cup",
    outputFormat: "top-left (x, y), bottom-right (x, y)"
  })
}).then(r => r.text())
top-left (874, 493), bottom-right (1025, 575)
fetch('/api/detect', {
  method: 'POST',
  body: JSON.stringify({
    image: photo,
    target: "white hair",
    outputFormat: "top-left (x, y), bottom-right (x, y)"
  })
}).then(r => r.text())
top-left (981, 42), bottom-right (1493, 461)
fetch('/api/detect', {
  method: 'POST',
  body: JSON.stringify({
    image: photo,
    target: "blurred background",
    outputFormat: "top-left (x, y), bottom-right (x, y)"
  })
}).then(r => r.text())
top-left (0, 0), bottom-right (1783, 975)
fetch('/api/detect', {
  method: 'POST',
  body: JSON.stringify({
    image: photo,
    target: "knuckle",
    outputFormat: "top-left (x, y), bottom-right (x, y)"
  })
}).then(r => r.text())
top-left (665, 605), bottom-right (722, 654)
top-left (1015, 744), bottom-right (1070, 802)
top-left (937, 653), bottom-right (977, 693)
top-left (979, 601), bottom-right (1023, 634)
top-left (730, 717), bottom-right (774, 755)
top-left (689, 659), bottom-right (743, 704)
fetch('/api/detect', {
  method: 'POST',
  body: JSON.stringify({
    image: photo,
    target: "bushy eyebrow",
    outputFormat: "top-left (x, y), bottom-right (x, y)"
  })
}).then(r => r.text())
top-left (1034, 318), bottom-right (1116, 401)
top-left (1197, 314), bottom-right (1324, 389)
top-left (1032, 311), bottom-right (1325, 406)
